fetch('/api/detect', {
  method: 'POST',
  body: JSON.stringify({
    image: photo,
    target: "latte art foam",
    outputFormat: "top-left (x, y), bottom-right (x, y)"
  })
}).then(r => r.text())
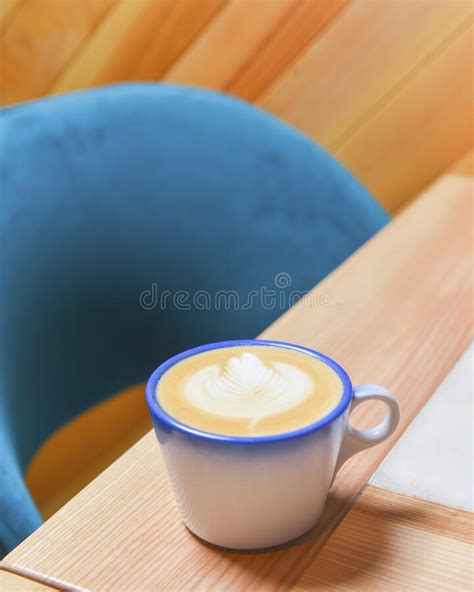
top-left (157, 345), bottom-right (343, 437)
top-left (184, 352), bottom-right (314, 430)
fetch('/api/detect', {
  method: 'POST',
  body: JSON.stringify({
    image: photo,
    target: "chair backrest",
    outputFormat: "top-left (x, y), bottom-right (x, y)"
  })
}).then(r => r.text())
top-left (0, 83), bottom-right (388, 551)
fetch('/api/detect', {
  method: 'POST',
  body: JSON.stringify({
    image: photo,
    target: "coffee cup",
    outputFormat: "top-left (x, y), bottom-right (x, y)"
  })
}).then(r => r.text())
top-left (146, 339), bottom-right (400, 550)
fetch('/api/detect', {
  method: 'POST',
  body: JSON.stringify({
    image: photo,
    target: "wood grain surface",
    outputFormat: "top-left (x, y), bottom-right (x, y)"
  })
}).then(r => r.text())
top-left (334, 18), bottom-right (473, 211)
top-left (164, 0), bottom-right (294, 89)
top-left (4, 174), bottom-right (472, 590)
top-left (259, 2), bottom-right (473, 210)
top-left (259, 1), bottom-right (471, 146)
top-left (48, 0), bottom-right (226, 95)
top-left (0, 0), bottom-right (114, 105)
top-left (227, 0), bottom-right (349, 101)
top-left (292, 485), bottom-right (474, 592)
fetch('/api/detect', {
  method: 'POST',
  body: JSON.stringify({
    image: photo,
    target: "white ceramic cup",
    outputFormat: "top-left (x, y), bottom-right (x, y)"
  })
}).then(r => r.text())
top-left (146, 340), bottom-right (400, 550)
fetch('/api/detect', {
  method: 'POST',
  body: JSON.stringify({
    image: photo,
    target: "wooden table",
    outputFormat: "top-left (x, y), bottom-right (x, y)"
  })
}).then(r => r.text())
top-left (3, 175), bottom-right (472, 591)
top-left (295, 342), bottom-right (473, 592)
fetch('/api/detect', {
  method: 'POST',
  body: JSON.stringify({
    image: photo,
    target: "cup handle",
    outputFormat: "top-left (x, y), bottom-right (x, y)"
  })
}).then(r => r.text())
top-left (333, 384), bottom-right (400, 477)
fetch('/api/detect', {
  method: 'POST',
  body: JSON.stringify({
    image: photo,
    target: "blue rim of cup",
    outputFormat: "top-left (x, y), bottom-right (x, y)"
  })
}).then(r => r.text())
top-left (146, 339), bottom-right (353, 444)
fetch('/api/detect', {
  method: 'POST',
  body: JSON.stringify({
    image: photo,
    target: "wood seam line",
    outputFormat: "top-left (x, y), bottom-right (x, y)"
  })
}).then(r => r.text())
top-left (41, 0), bottom-right (120, 100)
top-left (157, 0), bottom-right (231, 81)
top-left (249, 0), bottom-right (353, 103)
top-left (222, 0), bottom-right (311, 95)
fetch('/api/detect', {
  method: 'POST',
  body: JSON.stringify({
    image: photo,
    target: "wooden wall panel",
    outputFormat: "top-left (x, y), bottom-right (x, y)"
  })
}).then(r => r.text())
top-left (258, 1), bottom-right (473, 210)
top-left (227, 0), bottom-right (349, 101)
top-left (49, 0), bottom-right (226, 95)
top-left (334, 20), bottom-right (473, 211)
top-left (0, 0), bottom-right (115, 106)
top-left (258, 2), bottom-right (472, 138)
top-left (164, 0), bottom-right (294, 90)
top-left (0, 0), bottom-right (472, 212)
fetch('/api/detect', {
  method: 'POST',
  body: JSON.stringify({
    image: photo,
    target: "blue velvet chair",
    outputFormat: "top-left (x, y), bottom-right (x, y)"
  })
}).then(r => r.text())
top-left (0, 83), bottom-right (389, 554)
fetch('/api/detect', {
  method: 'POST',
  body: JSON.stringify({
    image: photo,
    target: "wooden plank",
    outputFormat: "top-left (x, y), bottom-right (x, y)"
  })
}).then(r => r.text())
top-left (164, 0), bottom-right (294, 90)
top-left (227, 0), bottom-right (349, 101)
top-left (49, 0), bottom-right (226, 96)
top-left (292, 486), bottom-right (474, 592)
top-left (0, 568), bottom-right (55, 591)
top-left (258, 1), bottom-right (472, 211)
top-left (4, 176), bottom-right (472, 590)
top-left (335, 20), bottom-right (474, 212)
top-left (130, 0), bottom-right (228, 81)
top-left (0, 0), bottom-right (115, 106)
top-left (259, 0), bottom-right (471, 146)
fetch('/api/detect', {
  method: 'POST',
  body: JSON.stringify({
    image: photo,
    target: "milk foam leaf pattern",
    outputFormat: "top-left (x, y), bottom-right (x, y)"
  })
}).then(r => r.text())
top-left (184, 353), bottom-right (314, 427)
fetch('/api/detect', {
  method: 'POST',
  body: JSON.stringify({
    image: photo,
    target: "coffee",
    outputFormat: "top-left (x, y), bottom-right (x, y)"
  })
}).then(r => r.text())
top-left (157, 345), bottom-right (343, 437)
